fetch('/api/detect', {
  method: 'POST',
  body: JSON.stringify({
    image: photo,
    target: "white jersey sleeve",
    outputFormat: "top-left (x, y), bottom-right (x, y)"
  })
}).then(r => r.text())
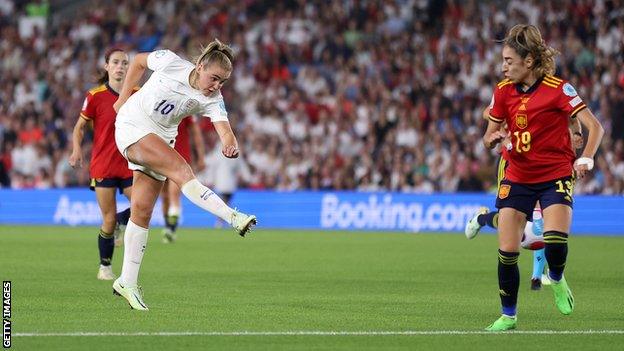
top-left (147, 50), bottom-right (194, 87)
top-left (147, 50), bottom-right (181, 72)
top-left (201, 96), bottom-right (228, 122)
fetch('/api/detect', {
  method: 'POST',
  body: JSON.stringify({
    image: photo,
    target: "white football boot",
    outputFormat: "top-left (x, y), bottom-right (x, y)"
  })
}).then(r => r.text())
top-left (112, 278), bottom-right (149, 311)
top-left (97, 265), bottom-right (116, 280)
top-left (465, 207), bottom-right (489, 239)
top-left (230, 210), bottom-right (257, 237)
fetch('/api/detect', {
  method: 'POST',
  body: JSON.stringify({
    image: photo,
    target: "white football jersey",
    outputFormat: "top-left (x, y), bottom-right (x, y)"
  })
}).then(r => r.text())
top-left (117, 49), bottom-right (228, 140)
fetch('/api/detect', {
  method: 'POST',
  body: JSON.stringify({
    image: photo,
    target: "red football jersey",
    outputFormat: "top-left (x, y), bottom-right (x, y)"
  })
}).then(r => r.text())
top-left (489, 76), bottom-right (586, 183)
top-left (174, 116), bottom-right (193, 163)
top-left (80, 84), bottom-right (133, 179)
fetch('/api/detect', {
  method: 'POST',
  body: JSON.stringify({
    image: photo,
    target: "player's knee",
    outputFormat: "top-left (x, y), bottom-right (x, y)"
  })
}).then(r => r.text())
top-left (130, 201), bottom-right (154, 225)
top-left (100, 211), bottom-right (117, 231)
top-left (168, 164), bottom-right (194, 187)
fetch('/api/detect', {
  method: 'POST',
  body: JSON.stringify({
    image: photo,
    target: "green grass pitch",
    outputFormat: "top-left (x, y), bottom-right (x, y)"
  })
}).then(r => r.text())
top-left (1, 225), bottom-right (623, 350)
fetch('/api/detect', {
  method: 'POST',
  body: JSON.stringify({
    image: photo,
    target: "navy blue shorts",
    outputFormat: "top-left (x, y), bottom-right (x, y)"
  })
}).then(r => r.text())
top-left (90, 177), bottom-right (133, 194)
top-left (495, 175), bottom-right (574, 221)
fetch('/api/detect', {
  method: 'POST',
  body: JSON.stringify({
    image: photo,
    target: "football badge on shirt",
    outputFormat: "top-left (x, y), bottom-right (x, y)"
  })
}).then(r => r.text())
top-left (563, 83), bottom-right (578, 97)
top-left (498, 184), bottom-right (511, 199)
top-left (182, 99), bottom-right (199, 114)
top-left (515, 114), bottom-right (528, 129)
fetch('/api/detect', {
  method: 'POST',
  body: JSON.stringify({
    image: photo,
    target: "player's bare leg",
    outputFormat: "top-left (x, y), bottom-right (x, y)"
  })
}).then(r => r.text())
top-left (127, 134), bottom-right (256, 236)
top-left (113, 171), bottom-right (163, 310)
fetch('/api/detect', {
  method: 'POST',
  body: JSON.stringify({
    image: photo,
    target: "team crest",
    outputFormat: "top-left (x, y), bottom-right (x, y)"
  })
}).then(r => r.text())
top-left (498, 184), bottom-right (511, 199)
top-left (515, 114), bottom-right (528, 129)
top-left (183, 99), bottom-right (199, 113)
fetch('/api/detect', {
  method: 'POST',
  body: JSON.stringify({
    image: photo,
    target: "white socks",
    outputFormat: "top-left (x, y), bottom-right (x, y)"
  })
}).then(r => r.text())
top-left (118, 180), bottom-right (233, 287)
top-left (120, 220), bottom-right (148, 286)
top-left (168, 205), bottom-right (181, 217)
top-left (181, 179), bottom-right (234, 223)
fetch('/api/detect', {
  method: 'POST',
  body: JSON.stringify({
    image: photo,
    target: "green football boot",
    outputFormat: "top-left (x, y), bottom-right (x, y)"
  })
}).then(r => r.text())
top-left (550, 275), bottom-right (574, 315)
top-left (485, 315), bottom-right (517, 331)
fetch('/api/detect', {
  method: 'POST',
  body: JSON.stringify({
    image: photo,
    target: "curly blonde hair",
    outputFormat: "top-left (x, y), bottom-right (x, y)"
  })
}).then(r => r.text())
top-left (502, 24), bottom-right (559, 77)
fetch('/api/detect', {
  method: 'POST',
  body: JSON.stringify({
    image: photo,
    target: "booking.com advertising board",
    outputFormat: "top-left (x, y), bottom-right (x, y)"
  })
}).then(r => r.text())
top-left (0, 189), bottom-right (622, 235)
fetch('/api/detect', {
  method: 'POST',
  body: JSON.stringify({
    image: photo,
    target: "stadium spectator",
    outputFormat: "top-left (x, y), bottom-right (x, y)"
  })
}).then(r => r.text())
top-left (0, 0), bottom-right (622, 195)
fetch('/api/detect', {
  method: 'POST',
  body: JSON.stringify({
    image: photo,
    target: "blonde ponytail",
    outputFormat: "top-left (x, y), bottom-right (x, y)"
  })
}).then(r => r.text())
top-left (195, 38), bottom-right (234, 71)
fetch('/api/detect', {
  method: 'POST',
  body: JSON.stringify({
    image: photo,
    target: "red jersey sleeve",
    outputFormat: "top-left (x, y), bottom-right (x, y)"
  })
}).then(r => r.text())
top-left (557, 81), bottom-right (587, 117)
top-left (80, 92), bottom-right (96, 120)
top-left (489, 80), bottom-right (511, 123)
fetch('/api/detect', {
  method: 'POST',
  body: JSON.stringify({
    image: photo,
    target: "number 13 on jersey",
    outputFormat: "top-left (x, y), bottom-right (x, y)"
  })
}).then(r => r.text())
top-left (513, 131), bottom-right (531, 153)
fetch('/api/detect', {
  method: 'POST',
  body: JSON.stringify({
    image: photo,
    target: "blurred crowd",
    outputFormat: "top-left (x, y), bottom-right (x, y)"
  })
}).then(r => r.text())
top-left (1, 0), bottom-right (623, 194)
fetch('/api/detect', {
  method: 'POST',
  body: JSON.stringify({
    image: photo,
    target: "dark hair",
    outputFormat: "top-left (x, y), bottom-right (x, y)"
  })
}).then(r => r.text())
top-left (501, 24), bottom-right (559, 77)
top-left (96, 47), bottom-right (125, 85)
top-left (194, 38), bottom-right (234, 71)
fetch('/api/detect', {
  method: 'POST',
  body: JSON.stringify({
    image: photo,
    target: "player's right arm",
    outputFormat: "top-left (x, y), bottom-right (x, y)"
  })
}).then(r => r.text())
top-left (69, 116), bottom-right (89, 168)
top-left (483, 85), bottom-right (509, 149)
top-left (482, 107), bottom-right (510, 149)
top-left (483, 120), bottom-right (507, 149)
top-left (113, 53), bottom-right (149, 113)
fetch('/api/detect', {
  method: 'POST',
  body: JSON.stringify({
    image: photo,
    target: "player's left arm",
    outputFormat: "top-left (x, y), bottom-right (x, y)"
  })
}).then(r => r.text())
top-left (190, 119), bottom-right (206, 170)
top-left (212, 121), bottom-right (239, 158)
top-left (569, 116), bottom-right (583, 150)
top-left (574, 108), bottom-right (604, 178)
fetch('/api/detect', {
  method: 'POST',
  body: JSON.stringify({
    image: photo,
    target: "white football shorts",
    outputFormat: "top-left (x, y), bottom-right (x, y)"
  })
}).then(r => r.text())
top-left (115, 108), bottom-right (174, 182)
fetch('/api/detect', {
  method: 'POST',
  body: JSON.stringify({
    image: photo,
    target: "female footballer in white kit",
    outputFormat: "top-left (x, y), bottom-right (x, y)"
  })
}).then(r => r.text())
top-left (112, 39), bottom-right (257, 310)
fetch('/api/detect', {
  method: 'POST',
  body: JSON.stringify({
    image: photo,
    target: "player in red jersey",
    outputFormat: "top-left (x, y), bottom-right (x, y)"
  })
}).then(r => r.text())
top-left (161, 116), bottom-right (206, 243)
top-left (466, 107), bottom-right (584, 291)
top-left (69, 48), bottom-right (134, 281)
top-left (482, 25), bottom-right (604, 331)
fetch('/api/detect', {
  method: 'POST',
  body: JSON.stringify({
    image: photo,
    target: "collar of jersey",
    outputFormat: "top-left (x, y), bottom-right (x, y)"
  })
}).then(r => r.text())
top-left (515, 76), bottom-right (543, 94)
top-left (105, 82), bottom-right (119, 97)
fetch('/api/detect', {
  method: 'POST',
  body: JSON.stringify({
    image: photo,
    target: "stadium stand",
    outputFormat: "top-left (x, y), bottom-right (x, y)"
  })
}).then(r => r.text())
top-left (0, 0), bottom-right (622, 193)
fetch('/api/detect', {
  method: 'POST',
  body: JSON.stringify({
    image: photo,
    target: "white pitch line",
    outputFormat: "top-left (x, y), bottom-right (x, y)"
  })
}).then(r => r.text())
top-left (14, 330), bottom-right (624, 337)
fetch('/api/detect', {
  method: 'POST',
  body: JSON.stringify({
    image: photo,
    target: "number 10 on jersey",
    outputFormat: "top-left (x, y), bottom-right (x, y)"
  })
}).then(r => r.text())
top-left (155, 99), bottom-right (174, 115)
